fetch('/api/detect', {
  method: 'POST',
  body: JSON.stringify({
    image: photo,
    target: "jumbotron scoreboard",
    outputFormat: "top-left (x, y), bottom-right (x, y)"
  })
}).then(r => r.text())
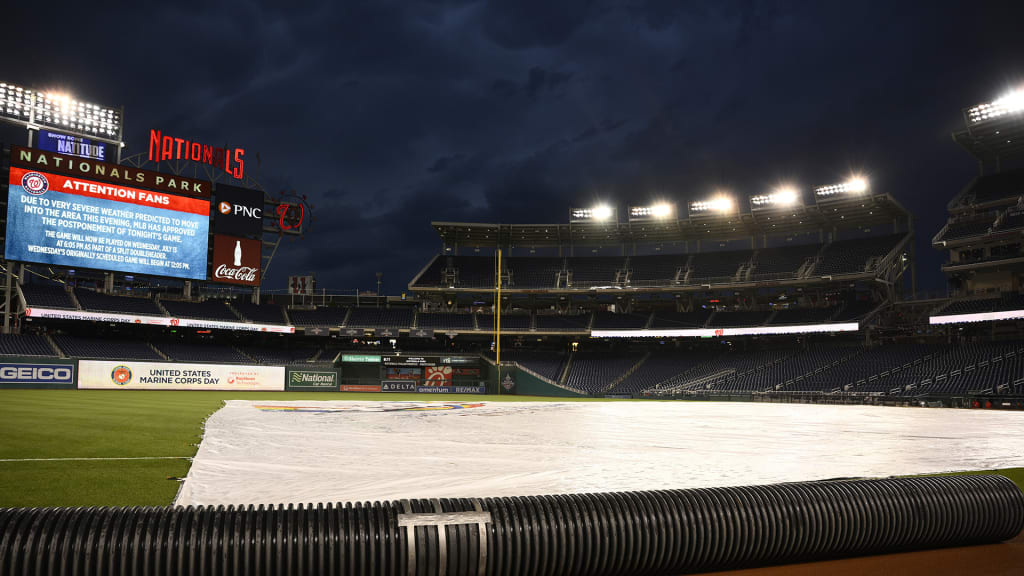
top-left (3, 145), bottom-right (265, 286)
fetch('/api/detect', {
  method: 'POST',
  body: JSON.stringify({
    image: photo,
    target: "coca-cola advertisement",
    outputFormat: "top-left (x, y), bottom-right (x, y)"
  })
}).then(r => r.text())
top-left (212, 234), bottom-right (261, 286)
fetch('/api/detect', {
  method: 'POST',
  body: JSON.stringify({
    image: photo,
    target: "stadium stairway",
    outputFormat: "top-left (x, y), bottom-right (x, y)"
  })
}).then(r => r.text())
top-left (602, 351), bottom-right (650, 394)
top-left (558, 350), bottom-right (575, 388)
top-left (148, 343), bottom-right (170, 361)
top-left (154, 298), bottom-right (170, 317)
top-left (43, 333), bottom-right (65, 358)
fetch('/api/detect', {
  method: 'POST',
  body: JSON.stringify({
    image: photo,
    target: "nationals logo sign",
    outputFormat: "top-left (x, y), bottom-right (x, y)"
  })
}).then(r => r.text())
top-left (211, 234), bottom-right (261, 286)
top-left (424, 366), bottom-right (453, 386)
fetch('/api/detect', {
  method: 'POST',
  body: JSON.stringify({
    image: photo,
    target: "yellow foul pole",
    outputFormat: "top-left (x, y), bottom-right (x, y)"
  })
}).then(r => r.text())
top-left (495, 249), bottom-right (502, 394)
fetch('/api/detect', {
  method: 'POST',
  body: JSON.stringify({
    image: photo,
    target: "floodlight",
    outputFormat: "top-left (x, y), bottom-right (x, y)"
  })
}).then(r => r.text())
top-left (629, 203), bottom-right (676, 220)
top-left (690, 195), bottom-right (735, 215)
top-left (751, 186), bottom-right (801, 208)
top-left (0, 81), bottom-right (122, 143)
top-left (815, 177), bottom-right (870, 197)
top-left (570, 204), bottom-right (618, 222)
top-left (966, 88), bottom-right (1024, 123)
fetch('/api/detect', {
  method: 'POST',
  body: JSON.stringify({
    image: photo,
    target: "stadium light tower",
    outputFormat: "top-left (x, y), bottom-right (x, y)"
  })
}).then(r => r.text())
top-left (0, 81), bottom-right (124, 159)
top-left (629, 202), bottom-right (677, 221)
top-left (966, 87), bottom-right (1024, 124)
top-left (750, 186), bottom-right (802, 209)
top-left (814, 176), bottom-right (869, 198)
top-left (570, 204), bottom-right (618, 223)
top-left (689, 194), bottom-right (735, 217)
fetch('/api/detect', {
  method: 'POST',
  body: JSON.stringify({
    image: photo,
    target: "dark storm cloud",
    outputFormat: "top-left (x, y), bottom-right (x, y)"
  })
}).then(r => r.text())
top-left (6, 0), bottom-right (1024, 293)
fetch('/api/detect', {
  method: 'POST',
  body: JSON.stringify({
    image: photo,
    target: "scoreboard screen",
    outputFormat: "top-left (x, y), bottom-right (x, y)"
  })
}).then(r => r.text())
top-left (4, 167), bottom-right (210, 280)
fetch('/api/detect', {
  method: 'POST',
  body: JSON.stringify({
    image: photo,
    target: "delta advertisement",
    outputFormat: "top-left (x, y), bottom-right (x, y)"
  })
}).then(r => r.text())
top-left (4, 166), bottom-right (209, 280)
top-left (78, 360), bottom-right (284, 391)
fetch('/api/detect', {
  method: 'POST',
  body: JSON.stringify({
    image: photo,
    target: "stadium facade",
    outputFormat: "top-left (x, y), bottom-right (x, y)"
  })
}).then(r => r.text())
top-left (0, 82), bottom-right (1023, 406)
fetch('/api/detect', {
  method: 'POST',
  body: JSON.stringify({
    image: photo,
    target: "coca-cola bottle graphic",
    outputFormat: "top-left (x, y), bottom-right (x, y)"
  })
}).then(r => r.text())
top-left (233, 240), bottom-right (242, 266)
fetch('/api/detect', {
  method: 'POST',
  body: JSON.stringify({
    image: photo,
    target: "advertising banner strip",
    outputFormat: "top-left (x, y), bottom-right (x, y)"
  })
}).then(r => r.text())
top-left (0, 361), bottom-right (76, 389)
top-left (929, 310), bottom-right (1024, 325)
top-left (381, 381), bottom-right (417, 392)
top-left (78, 360), bottom-right (284, 391)
top-left (24, 307), bottom-right (295, 333)
top-left (415, 386), bottom-right (486, 394)
top-left (11, 145), bottom-right (210, 198)
top-left (590, 322), bottom-right (859, 338)
top-left (339, 384), bottom-right (382, 392)
top-left (38, 130), bottom-right (109, 162)
top-left (342, 354), bottom-right (382, 363)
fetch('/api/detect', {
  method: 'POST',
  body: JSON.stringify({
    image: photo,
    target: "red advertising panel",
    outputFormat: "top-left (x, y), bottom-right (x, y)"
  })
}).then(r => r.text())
top-left (211, 234), bottom-right (261, 286)
top-left (423, 366), bottom-right (453, 386)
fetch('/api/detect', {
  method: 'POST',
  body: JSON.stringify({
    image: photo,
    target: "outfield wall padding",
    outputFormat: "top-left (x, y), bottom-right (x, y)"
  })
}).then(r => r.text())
top-left (1, 475), bottom-right (1022, 575)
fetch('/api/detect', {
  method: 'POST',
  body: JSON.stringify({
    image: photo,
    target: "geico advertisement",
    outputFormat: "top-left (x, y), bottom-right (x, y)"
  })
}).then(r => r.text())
top-left (78, 360), bottom-right (284, 391)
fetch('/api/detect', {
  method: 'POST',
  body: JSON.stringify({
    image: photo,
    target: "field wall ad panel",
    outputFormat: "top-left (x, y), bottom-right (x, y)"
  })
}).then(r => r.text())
top-left (5, 167), bottom-right (209, 280)
top-left (590, 322), bottom-right (859, 338)
top-left (23, 307), bottom-right (295, 333)
top-left (0, 358), bottom-right (77, 389)
top-left (78, 360), bottom-right (284, 391)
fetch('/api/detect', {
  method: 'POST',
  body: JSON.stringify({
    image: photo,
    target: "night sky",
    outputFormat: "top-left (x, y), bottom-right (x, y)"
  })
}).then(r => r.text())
top-left (6, 0), bottom-right (1024, 295)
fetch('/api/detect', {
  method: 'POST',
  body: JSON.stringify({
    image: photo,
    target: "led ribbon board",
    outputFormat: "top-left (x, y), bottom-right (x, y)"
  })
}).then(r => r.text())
top-left (23, 307), bottom-right (295, 333)
top-left (929, 310), bottom-right (1024, 325)
top-left (4, 167), bottom-right (209, 280)
top-left (591, 322), bottom-right (859, 338)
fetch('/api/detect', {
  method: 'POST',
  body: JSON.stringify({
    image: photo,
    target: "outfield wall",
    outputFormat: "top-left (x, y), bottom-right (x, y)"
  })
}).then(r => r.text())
top-left (0, 357), bottom-right (77, 389)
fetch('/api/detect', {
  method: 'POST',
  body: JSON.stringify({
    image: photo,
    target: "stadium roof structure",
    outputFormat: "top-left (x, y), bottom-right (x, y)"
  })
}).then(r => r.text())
top-left (432, 192), bottom-right (911, 250)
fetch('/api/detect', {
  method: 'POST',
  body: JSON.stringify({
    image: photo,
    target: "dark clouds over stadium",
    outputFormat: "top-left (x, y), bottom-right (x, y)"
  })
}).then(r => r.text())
top-left (6, 0), bottom-right (1024, 294)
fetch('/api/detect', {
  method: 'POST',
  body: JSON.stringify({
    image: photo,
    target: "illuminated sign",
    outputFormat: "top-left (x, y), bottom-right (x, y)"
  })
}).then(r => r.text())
top-left (24, 307), bottom-right (295, 333)
top-left (590, 322), bottom-right (859, 338)
top-left (5, 167), bottom-right (209, 280)
top-left (211, 234), bottom-right (261, 286)
top-left (215, 184), bottom-right (263, 238)
top-left (37, 130), bottom-right (109, 161)
top-left (11, 146), bottom-right (208, 198)
top-left (929, 310), bottom-right (1024, 325)
top-left (148, 129), bottom-right (245, 180)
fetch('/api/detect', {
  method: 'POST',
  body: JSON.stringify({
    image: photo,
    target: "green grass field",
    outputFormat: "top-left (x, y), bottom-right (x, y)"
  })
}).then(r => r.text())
top-left (0, 390), bottom-right (1021, 508)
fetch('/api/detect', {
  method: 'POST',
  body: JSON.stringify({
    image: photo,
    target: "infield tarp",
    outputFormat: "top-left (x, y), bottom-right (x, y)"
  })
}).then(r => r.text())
top-left (176, 400), bottom-right (1024, 506)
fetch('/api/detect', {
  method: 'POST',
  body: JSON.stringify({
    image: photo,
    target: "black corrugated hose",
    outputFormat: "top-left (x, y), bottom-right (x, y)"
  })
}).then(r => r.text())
top-left (1, 475), bottom-right (1022, 575)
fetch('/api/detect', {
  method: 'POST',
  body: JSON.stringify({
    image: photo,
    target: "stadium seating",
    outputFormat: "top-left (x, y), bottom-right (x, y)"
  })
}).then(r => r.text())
top-left (591, 311), bottom-right (650, 330)
top-left (965, 168), bottom-right (1024, 205)
top-left (687, 250), bottom-right (751, 282)
top-left (752, 244), bottom-right (821, 279)
top-left (412, 256), bottom-right (447, 287)
top-left (345, 307), bottom-right (415, 328)
top-left (233, 303), bottom-right (288, 324)
top-left (814, 234), bottom-right (904, 276)
top-left (997, 211), bottom-right (1024, 231)
top-left (833, 300), bottom-right (880, 321)
top-left (627, 254), bottom-right (687, 286)
top-left (238, 345), bottom-right (319, 364)
top-left (75, 289), bottom-right (164, 316)
top-left (160, 299), bottom-right (239, 321)
top-left (535, 313), bottom-right (590, 331)
top-left (0, 333), bottom-right (56, 356)
top-left (53, 335), bottom-right (162, 360)
top-left (478, 313), bottom-right (532, 331)
top-left (155, 342), bottom-right (252, 363)
top-left (935, 293), bottom-right (1024, 316)
top-left (567, 257), bottom-right (625, 287)
top-left (21, 283), bottom-right (76, 310)
top-left (939, 218), bottom-right (996, 241)
top-left (766, 307), bottom-right (839, 325)
top-left (649, 310), bottom-right (713, 328)
top-left (708, 310), bottom-right (772, 327)
top-left (489, 349), bottom-right (567, 383)
top-left (506, 257), bottom-right (564, 288)
top-left (564, 350), bottom-right (644, 393)
top-left (287, 307), bottom-right (349, 326)
top-left (608, 351), bottom-right (710, 394)
top-left (417, 312), bottom-right (475, 330)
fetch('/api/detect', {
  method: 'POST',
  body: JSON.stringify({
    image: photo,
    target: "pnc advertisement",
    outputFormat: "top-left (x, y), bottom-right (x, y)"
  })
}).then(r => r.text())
top-left (4, 167), bottom-right (209, 280)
